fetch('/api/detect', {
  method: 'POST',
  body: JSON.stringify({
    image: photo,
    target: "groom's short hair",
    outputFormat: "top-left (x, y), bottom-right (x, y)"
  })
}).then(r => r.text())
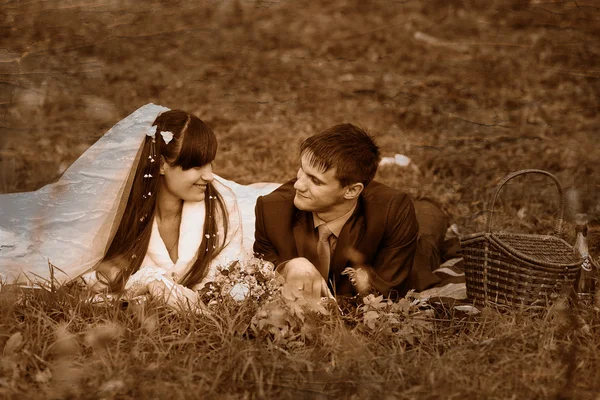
top-left (300, 123), bottom-right (381, 187)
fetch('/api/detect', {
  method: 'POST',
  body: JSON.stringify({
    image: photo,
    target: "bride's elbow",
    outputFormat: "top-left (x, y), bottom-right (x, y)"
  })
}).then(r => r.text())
top-left (86, 258), bottom-right (127, 292)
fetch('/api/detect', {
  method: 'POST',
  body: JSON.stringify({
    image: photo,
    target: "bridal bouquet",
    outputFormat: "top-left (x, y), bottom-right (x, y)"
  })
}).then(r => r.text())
top-left (198, 257), bottom-right (284, 305)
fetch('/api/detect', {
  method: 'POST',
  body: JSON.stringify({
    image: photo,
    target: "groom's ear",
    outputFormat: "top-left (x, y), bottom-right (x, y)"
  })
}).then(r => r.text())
top-left (343, 182), bottom-right (364, 200)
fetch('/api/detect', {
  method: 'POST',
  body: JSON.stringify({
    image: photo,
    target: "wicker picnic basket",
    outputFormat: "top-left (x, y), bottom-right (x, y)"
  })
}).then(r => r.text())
top-left (460, 169), bottom-right (583, 307)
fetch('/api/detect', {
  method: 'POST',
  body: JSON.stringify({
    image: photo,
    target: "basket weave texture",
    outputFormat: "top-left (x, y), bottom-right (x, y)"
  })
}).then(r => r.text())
top-left (460, 170), bottom-right (583, 307)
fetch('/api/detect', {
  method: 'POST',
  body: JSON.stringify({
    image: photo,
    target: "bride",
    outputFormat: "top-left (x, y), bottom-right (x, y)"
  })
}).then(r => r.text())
top-left (0, 104), bottom-right (279, 311)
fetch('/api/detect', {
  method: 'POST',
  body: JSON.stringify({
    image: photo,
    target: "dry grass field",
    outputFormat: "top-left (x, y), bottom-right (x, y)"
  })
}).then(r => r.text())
top-left (1, 0), bottom-right (600, 398)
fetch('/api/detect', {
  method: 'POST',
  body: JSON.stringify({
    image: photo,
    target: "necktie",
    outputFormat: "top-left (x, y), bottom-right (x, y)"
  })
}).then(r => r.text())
top-left (316, 224), bottom-right (333, 281)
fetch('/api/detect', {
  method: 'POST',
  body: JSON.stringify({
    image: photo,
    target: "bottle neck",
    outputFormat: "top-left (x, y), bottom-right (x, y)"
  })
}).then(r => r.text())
top-left (575, 224), bottom-right (588, 237)
top-left (575, 230), bottom-right (589, 258)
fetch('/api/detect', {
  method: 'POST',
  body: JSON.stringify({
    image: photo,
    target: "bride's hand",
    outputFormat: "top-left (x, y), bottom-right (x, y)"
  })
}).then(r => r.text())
top-left (145, 278), bottom-right (210, 315)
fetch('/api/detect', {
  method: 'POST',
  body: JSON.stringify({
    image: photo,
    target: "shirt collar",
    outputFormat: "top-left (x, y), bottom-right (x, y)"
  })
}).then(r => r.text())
top-left (312, 204), bottom-right (357, 238)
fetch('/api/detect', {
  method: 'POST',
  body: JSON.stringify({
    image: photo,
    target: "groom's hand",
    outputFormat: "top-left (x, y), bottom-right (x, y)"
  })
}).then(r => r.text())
top-left (278, 257), bottom-right (328, 301)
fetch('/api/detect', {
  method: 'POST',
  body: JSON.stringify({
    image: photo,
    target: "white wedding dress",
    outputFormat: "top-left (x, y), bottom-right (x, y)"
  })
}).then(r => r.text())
top-left (0, 104), bottom-right (280, 303)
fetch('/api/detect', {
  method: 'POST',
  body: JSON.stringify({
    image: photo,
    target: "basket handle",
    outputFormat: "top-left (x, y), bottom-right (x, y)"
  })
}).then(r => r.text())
top-left (487, 169), bottom-right (564, 234)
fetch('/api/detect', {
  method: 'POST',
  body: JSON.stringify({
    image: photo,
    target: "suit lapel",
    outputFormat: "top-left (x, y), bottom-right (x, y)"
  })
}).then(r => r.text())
top-left (293, 210), bottom-right (319, 267)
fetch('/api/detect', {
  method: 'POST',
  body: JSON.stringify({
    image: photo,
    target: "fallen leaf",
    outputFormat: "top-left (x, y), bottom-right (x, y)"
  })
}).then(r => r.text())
top-left (99, 379), bottom-right (125, 393)
top-left (34, 369), bottom-right (52, 384)
top-left (364, 310), bottom-right (380, 330)
top-left (3, 332), bottom-right (23, 356)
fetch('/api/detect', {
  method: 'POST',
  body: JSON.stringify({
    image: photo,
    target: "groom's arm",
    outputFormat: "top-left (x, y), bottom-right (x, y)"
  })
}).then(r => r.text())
top-left (253, 195), bottom-right (280, 265)
top-left (362, 192), bottom-right (419, 298)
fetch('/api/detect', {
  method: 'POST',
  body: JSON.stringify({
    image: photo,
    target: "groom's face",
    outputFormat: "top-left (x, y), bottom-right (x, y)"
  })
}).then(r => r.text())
top-left (293, 154), bottom-right (347, 213)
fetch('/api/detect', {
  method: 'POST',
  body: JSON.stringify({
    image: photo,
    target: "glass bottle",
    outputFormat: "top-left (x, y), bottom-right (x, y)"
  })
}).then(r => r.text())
top-left (574, 213), bottom-right (596, 301)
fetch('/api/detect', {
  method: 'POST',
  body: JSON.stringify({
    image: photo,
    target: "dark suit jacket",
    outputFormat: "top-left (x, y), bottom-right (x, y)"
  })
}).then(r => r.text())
top-left (253, 178), bottom-right (419, 298)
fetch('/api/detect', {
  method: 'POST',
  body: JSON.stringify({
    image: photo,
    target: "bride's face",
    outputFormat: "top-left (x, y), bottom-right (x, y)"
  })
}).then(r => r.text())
top-left (160, 162), bottom-right (214, 202)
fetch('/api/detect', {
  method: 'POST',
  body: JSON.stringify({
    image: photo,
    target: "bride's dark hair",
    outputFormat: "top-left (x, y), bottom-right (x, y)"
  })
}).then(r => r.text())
top-left (100, 109), bottom-right (229, 292)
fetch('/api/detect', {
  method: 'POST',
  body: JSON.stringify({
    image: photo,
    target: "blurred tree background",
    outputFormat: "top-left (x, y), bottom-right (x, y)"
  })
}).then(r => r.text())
top-left (1, 0), bottom-right (599, 235)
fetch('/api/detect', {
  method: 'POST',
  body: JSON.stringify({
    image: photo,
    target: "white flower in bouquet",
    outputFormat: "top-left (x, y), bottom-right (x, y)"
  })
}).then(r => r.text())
top-left (230, 283), bottom-right (250, 301)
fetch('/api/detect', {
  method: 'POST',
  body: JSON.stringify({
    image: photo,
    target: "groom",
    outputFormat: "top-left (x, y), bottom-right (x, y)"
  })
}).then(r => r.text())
top-left (253, 123), bottom-right (455, 299)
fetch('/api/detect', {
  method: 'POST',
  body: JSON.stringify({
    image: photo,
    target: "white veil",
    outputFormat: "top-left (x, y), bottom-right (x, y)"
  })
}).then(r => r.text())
top-left (0, 103), bottom-right (170, 285)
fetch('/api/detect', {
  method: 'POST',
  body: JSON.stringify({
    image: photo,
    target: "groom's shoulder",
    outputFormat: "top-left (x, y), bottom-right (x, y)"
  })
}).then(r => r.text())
top-left (361, 181), bottom-right (415, 223)
top-left (259, 179), bottom-right (296, 204)
top-left (362, 180), bottom-right (411, 204)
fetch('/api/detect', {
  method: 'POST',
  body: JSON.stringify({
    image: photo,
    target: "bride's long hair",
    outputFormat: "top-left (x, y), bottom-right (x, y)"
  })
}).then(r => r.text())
top-left (100, 109), bottom-right (229, 292)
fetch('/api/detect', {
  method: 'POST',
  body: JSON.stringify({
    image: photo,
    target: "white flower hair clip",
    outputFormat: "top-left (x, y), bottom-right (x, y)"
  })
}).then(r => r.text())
top-left (146, 126), bottom-right (157, 140)
top-left (160, 130), bottom-right (174, 144)
top-left (146, 126), bottom-right (174, 144)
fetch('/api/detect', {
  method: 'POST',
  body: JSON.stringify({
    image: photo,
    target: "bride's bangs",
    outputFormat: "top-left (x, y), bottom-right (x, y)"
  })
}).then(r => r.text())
top-left (172, 117), bottom-right (218, 170)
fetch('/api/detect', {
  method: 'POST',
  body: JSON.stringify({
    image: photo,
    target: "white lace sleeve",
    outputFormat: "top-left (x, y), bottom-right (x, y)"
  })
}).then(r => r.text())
top-left (124, 265), bottom-right (167, 296)
top-left (125, 265), bottom-right (207, 313)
